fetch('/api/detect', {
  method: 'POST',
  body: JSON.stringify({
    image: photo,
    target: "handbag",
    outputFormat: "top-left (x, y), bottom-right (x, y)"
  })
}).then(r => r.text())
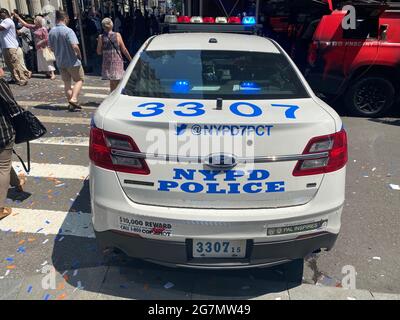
top-left (8, 108), bottom-right (47, 174)
top-left (42, 47), bottom-right (56, 63)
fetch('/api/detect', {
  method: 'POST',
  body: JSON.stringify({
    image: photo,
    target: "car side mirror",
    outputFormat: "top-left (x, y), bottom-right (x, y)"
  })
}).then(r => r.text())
top-left (379, 24), bottom-right (388, 41)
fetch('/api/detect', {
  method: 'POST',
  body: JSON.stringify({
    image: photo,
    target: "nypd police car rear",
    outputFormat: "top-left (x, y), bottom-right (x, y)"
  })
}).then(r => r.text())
top-left (89, 30), bottom-right (347, 268)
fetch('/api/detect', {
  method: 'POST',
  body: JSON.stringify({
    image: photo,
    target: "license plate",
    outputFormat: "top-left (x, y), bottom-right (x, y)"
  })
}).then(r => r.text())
top-left (192, 240), bottom-right (246, 258)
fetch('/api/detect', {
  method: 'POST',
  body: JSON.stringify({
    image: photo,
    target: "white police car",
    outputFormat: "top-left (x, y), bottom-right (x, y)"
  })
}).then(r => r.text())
top-left (89, 20), bottom-right (347, 268)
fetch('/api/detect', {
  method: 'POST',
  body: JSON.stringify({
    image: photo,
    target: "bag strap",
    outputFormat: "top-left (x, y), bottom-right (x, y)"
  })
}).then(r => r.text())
top-left (107, 33), bottom-right (126, 62)
top-left (12, 142), bottom-right (31, 174)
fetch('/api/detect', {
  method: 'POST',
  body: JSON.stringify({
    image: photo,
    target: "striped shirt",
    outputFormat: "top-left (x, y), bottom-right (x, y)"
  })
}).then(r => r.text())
top-left (0, 78), bottom-right (20, 149)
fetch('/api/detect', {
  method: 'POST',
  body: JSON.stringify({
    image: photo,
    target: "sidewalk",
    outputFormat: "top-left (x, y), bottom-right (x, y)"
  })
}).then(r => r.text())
top-left (254, 284), bottom-right (400, 300)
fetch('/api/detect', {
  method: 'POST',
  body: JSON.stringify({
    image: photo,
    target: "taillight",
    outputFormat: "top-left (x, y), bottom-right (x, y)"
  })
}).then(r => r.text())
top-left (203, 17), bottom-right (215, 23)
top-left (293, 129), bottom-right (347, 176)
top-left (177, 16), bottom-right (191, 23)
top-left (228, 16), bottom-right (241, 24)
top-left (89, 126), bottom-right (150, 175)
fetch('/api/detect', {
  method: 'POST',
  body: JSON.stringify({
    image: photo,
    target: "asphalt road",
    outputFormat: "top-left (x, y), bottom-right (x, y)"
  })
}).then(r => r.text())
top-left (0, 74), bottom-right (399, 300)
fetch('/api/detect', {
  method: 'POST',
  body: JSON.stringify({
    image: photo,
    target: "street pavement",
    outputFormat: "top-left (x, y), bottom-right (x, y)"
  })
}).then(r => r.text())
top-left (0, 74), bottom-right (399, 300)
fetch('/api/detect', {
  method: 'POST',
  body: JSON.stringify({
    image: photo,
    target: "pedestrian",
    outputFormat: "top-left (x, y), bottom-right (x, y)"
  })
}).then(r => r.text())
top-left (97, 18), bottom-right (132, 92)
top-left (49, 11), bottom-right (84, 112)
top-left (16, 22), bottom-right (36, 73)
top-left (132, 9), bottom-right (146, 55)
top-left (0, 8), bottom-right (30, 86)
top-left (0, 67), bottom-right (23, 219)
top-left (14, 14), bottom-right (56, 80)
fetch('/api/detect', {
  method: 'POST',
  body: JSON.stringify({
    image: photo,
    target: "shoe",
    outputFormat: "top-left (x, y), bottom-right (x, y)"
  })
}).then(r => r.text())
top-left (68, 100), bottom-right (82, 111)
top-left (0, 208), bottom-right (12, 220)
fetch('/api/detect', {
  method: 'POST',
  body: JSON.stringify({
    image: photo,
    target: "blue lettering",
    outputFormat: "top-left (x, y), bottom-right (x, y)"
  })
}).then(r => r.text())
top-left (227, 183), bottom-right (241, 194)
top-left (158, 180), bottom-right (179, 192)
top-left (206, 183), bottom-right (227, 194)
top-left (173, 169), bottom-right (196, 180)
top-left (266, 181), bottom-right (285, 192)
top-left (199, 170), bottom-right (221, 181)
top-left (224, 170), bottom-right (245, 182)
top-left (248, 170), bottom-right (270, 181)
top-left (181, 182), bottom-right (204, 193)
top-left (243, 182), bottom-right (262, 193)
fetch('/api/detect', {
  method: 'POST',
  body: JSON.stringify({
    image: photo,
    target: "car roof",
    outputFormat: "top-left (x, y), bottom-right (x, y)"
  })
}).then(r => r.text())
top-left (146, 33), bottom-right (281, 53)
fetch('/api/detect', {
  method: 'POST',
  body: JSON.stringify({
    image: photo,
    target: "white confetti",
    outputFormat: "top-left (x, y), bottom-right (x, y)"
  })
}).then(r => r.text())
top-left (389, 184), bottom-right (400, 191)
top-left (4, 270), bottom-right (10, 277)
top-left (42, 239), bottom-right (49, 244)
top-left (347, 297), bottom-right (356, 300)
top-left (372, 167), bottom-right (376, 172)
top-left (41, 260), bottom-right (48, 266)
top-left (372, 256), bottom-right (381, 261)
top-left (73, 270), bottom-right (78, 277)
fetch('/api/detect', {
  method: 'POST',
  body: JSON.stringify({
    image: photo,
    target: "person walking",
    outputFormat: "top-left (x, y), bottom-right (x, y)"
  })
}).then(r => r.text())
top-left (97, 18), bottom-right (131, 92)
top-left (49, 11), bottom-right (84, 112)
top-left (17, 23), bottom-right (36, 73)
top-left (0, 8), bottom-right (30, 86)
top-left (14, 14), bottom-right (56, 80)
top-left (0, 67), bottom-right (23, 219)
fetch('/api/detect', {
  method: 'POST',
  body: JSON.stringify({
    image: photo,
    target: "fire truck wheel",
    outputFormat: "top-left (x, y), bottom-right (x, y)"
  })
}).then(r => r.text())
top-left (344, 76), bottom-right (395, 118)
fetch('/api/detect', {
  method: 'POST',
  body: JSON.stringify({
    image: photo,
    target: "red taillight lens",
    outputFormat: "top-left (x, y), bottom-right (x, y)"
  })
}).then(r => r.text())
top-left (203, 17), bottom-right (215, 23)
top-left (293, 129), bottom-right (347, 177)
top-left (228, 16), bottom-right (241, 24)
top-left (177, 16), bottom-right (191, 23)
top-left (89, 126), bottom-right (150, 175)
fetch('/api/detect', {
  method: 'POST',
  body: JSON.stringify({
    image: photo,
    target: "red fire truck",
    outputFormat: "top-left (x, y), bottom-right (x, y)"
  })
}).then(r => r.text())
top-left (306, 0), bottom-right (400, 117)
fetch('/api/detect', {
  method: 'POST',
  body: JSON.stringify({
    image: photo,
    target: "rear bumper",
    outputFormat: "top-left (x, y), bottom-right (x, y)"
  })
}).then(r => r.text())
top-left (95, 230), bottom-right (338, 269)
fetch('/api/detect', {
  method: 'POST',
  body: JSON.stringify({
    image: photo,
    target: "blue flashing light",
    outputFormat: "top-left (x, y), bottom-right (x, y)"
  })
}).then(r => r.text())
top-left (242, 16), bottom-right (256, 25)
top-left (240, 81), bottom-right (261, 92)
top-left (172, 80), bottom-right (191, 93)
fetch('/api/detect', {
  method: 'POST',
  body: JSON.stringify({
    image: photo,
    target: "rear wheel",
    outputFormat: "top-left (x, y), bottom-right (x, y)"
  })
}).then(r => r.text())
top-left (344, 76), bottom-right (395, 117)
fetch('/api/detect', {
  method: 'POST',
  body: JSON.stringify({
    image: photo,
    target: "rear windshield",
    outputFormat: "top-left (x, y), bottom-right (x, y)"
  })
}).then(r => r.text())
top-left (123, 50), bottom-right (309, 100)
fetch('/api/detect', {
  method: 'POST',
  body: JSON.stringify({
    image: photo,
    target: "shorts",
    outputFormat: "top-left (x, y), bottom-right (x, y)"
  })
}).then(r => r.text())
top-left (60, 65), bottom-right (85, 83)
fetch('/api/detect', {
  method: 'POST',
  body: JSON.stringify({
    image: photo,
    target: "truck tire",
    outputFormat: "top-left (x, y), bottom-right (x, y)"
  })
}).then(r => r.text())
top-left (344, 76), bottom-right (395, 117)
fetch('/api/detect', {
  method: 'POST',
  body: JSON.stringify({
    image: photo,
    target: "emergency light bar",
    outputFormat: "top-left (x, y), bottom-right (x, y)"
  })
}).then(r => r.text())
top-left (161, 15), bottom-right (261, 35)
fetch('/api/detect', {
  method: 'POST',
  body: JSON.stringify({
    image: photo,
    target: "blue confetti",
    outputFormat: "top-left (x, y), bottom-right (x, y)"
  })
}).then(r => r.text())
top-left (5, 257), bottom-right (14, 262)
top-left (36, 228), bottom-right (44, 233)
top-left (17, 246), bottom-right (26, 253)
top-left (45, 220), bottom-right (50, 224)
top-left (43, 294), bottom-right (51, 300)
top-left (27, 285), bottom-right (33, 293)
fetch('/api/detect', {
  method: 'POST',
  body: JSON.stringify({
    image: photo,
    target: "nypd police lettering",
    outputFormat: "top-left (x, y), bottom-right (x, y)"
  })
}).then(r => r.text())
top-left (158, 169), bottom-right (285, 194)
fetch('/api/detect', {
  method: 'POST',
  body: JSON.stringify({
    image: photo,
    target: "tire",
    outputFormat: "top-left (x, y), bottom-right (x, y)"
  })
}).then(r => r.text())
top-left (344, 76), bottom-right (395, 117)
